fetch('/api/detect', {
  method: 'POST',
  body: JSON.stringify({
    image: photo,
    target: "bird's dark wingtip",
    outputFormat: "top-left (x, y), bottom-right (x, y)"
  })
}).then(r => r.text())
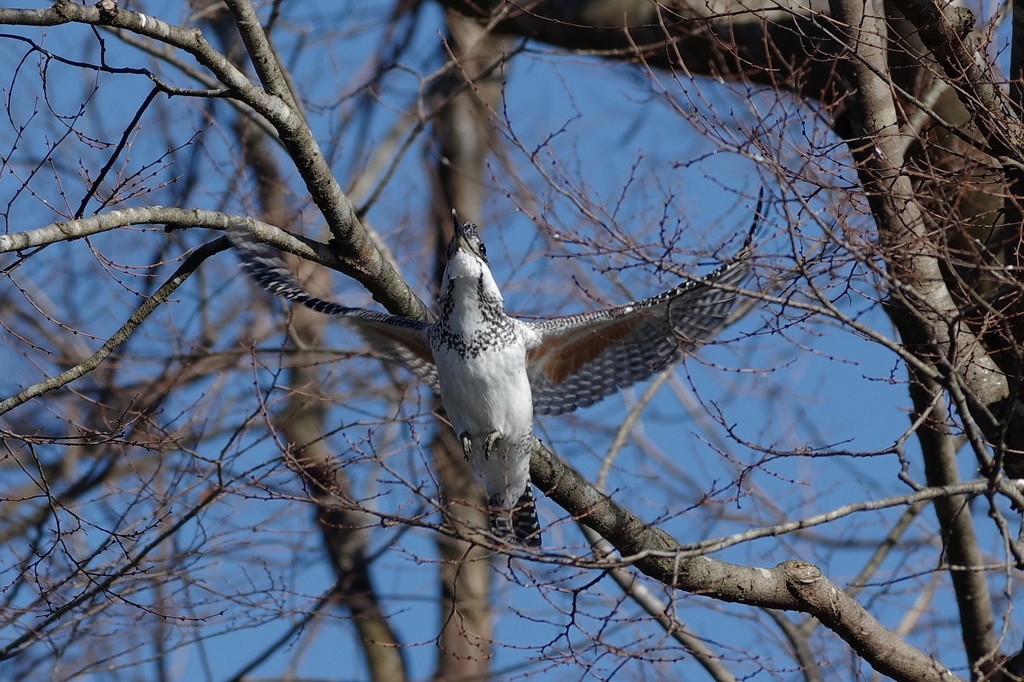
top-left (743, 188), bottom-right (766, 251)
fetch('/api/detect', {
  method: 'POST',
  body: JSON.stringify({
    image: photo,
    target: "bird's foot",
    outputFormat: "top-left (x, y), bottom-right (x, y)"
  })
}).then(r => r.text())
top-left (482, 431), bottom-right (503, 460)
top-left (459, 432), bottom-right (472, 461)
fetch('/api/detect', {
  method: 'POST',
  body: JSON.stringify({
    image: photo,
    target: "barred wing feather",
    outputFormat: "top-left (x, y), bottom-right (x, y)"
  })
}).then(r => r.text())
top-left (230, 226), bottom-right (752, 413)
top-left (525, 256), bottom-right (751, 416)
top-left (229, 227), bottom-right (438, 390)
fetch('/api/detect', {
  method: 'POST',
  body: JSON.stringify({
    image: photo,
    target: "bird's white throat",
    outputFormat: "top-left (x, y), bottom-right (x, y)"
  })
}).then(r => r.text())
top-left (441, 251), bottom-right (505, 330)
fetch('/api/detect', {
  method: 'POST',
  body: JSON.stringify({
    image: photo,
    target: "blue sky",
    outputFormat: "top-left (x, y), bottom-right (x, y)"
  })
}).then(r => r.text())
top-left (0, 2), bottom-right (1002, 680)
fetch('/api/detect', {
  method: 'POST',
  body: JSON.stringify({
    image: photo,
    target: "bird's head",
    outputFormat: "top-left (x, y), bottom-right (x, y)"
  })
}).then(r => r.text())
top-left (442, 209), bottom-right (503, 304)
top-left (447, 210), bottom-right (489, 265)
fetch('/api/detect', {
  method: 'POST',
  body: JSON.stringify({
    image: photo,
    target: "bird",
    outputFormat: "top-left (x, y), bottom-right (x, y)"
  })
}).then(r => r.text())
top-left (230, 211), bottom-right (756, 547)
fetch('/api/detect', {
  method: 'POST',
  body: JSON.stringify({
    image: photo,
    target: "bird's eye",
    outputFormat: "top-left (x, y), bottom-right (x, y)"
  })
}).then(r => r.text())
top-left (478, 243), bottom-right (488, 259)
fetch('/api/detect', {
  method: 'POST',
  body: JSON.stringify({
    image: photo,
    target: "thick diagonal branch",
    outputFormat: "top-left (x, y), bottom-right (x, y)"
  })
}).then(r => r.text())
top-left (529, 441), bottom-right (962, 682)
top-left (0, 1), bottom-right (430, 322)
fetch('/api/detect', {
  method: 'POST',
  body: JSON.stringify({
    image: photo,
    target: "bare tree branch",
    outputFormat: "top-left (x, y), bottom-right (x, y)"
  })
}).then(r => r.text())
top-left (583, 526), bottom-right (738, 682)
top-left (531, 441), bottom-right (965, 682)
top-left (0, 238), bottom-right (228, 416)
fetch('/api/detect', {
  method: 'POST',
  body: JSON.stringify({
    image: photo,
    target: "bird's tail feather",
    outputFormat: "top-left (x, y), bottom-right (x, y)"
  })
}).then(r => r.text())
top-left (489, 488), bottom-right (541, 547)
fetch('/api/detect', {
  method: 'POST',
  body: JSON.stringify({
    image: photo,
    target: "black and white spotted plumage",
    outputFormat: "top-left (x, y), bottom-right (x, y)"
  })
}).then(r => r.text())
top-left (230, 213), bottom-right (755, 547)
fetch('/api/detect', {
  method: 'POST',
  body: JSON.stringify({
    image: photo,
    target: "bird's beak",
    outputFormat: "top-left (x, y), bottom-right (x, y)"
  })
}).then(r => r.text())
top-left (451, 209), bottom-right (469, 251)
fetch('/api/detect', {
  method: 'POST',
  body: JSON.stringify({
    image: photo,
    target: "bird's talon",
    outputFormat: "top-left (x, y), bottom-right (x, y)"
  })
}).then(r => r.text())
top-left (459, 432), bottom-right (472, 461)
top-left (485, 430), bottom-right (505, 456)
top-left (482, 431), bottom-right (503, 460)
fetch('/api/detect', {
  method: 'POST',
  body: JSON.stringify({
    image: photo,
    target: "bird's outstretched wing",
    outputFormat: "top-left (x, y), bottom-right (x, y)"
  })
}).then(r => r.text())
top-left (229, 227), bottom-right (438, 390)
top-left (524, 252), bottom-right (753, 416)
